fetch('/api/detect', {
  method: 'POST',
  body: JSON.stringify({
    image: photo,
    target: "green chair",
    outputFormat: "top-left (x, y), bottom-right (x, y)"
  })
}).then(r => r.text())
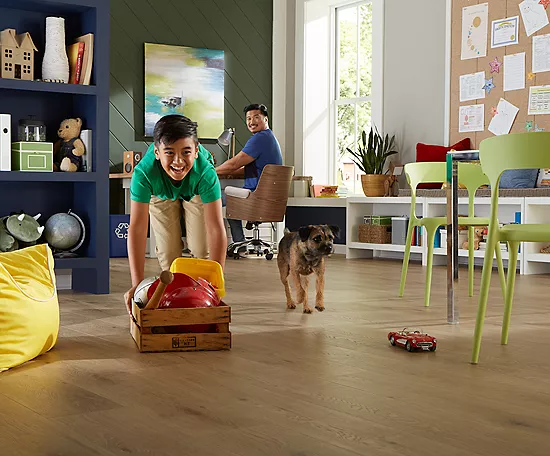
top-left (399, 162), bottom-right (506, 308)
top-left (471, 132), bottom-right (550, 364)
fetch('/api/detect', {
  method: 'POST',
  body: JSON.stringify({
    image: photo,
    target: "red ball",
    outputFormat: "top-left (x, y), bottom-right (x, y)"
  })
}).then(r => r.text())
top-left (147, 272), bottom-right (221, 333)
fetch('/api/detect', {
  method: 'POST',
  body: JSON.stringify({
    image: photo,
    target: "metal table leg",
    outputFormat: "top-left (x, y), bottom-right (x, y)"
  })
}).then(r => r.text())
top-left (446, 157), bottom-right (459, 324)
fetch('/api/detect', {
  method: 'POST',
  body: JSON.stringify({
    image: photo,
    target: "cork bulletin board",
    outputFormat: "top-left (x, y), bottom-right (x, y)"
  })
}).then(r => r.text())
top-left (450, 0), bottom-right (550, 148)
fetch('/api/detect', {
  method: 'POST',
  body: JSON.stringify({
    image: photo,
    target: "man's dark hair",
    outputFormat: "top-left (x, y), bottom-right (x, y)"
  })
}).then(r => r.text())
top-left (243, 103), bottom-right (268, 117)
top-left (153, 115), bottom-right (198, 146)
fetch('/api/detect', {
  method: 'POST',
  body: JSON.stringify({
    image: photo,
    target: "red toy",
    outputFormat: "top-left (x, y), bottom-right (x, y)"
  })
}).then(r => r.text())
top-left (388, 328), bottom-right (437, 352)
top-left (147, 272), bottom-right (221, 333)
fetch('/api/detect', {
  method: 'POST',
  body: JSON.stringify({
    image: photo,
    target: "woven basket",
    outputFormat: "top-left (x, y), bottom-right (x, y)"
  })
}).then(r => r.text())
top-left (358, 224), bottom-right (392, 244)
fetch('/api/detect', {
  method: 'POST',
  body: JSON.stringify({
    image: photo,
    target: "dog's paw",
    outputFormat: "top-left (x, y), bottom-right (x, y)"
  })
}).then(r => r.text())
top-left (315, 305), bottom-right (325, 312)
top-left (286, 302), bottom-right (297, 310)
top-left (303, 307), bottom-right (313, 314)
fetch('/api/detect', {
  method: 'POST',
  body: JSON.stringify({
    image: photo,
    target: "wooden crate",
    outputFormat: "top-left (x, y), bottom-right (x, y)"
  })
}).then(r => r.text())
top-left (130, 302), bottom-right (231, 353)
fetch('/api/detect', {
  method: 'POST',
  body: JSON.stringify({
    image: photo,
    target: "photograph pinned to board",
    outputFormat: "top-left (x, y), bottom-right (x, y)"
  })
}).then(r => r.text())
top-left (519, 0), bottom-right (549, 37)
top-left (504, 52), bottom-right (526, 91)
top-left (461, 3), bottom-right (488, 60)
top-left (532, 33), bottom-right (550, 73)
top-left (459, 104), bottom-right (485, 133)
top-left (488, 99), bottom-right (520, 136)
top-left (459, 71), bottom-right (486, 102)
top-left (491, 16), bottom-right (519, 48)
top-left (528, 85), bottom-right (550, 115)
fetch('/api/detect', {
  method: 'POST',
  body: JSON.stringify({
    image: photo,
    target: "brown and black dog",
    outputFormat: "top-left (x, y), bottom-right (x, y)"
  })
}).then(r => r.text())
top-left (277, 225), bottom-right (340, 313)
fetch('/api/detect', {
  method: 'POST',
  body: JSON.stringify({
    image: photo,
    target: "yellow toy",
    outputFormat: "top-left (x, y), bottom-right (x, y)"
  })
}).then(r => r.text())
top-left (170, 257), bottom-right (226, 298)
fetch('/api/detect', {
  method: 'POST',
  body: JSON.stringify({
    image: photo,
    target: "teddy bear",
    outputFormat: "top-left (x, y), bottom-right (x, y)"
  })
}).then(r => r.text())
top-left (462, 226), bottom-right (486, 250)
top-left (53, 118), bottom-right (86, 172)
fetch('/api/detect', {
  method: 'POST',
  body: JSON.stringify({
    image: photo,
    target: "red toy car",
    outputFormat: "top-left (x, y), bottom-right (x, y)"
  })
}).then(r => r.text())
top-left (388, 328), bottom-right (437, 352)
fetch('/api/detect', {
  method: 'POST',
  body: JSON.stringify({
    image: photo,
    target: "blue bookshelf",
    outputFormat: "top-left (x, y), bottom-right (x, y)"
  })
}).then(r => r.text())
top-left (0, 0), bottom-right (110, 294)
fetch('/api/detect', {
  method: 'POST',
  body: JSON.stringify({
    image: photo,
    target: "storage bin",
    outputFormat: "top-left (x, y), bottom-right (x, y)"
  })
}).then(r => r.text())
top-left (366, 215), bottom-right (392, 226)
top-left (109, 214), bottom-right (130, 257)
top-left (11, 141), bottom-right (53, 172)
top-left (391, 217), bottom-right (409, 245)
top-left (358, 224), bottom-right (391, 244)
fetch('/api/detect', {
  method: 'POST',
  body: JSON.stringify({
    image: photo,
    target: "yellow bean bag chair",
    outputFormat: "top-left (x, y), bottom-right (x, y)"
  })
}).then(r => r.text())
top-left (0, 244), bottom-right (59, 372)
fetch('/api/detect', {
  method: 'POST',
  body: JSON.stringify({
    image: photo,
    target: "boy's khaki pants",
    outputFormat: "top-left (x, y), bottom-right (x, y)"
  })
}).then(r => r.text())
top-left (149, 195), bottom-right (208, 271)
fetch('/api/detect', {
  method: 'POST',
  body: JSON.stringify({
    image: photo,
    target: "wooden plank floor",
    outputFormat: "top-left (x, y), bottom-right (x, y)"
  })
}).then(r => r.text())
top-left (2, 255), bottom-right (550, 455)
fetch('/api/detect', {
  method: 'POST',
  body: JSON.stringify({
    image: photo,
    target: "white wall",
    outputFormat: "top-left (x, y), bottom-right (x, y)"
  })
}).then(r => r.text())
top-left (383, 0), bottom-right (448, 165)
top-left (302, 0), bottom-right (333, 183)
top-left (279, 0), bottom-right (450, 182)
top-left (273, 0), bottom-right (297, 168)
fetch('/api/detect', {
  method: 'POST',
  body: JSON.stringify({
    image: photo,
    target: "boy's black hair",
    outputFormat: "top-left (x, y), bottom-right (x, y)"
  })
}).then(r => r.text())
top-left (153, 115), bottom-right (198, 146)
top-left (243, 103), bottom-right (268, 117)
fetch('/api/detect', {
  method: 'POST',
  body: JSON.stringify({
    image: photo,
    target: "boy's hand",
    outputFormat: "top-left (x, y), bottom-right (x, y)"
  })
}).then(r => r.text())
top-left (124, 285), bottom-right (137, 315)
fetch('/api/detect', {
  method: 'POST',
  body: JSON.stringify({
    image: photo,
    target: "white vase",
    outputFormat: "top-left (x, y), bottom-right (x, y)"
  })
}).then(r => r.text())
top-left (42, 17), bottom-right (69, 83)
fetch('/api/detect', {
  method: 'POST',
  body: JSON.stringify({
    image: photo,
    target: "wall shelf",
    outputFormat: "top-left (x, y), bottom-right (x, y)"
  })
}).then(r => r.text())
top-left (0, 0), bottom-right (110, 293)
top-left (0, 171), bottom-right (97, 182)
top-left (55, 257), bottom-right (96, 269)
top-left (348, 242), bottom-right (423, 254)
top-left (0, 78), bottom-right (97, 95)
top-left (433, 247), bottom-right (509, 260)
top-left (338, 194), bottom-right (548, 275)
top-left (526, 253), bottom-right (550, 264)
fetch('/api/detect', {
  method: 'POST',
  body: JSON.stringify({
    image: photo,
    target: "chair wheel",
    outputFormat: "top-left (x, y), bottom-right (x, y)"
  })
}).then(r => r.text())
top-left (266, 252), bottom-right (274, 260)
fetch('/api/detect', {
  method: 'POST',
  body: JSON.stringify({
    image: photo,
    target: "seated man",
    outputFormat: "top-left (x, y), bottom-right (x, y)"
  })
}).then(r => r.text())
top-left (216, 103), bottom-right (283, 253)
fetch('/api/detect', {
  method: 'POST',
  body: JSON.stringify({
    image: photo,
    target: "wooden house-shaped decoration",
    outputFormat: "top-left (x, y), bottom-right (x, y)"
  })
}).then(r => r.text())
top-left (0, 29), bottom-right (37, 81)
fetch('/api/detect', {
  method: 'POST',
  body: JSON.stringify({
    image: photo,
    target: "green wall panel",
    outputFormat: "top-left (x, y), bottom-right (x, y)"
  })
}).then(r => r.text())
top-left (109, 0), bottom-right (273, 172)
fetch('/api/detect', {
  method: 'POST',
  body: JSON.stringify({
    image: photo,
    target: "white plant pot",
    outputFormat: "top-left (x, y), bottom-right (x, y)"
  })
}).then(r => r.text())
top-left (42, 17), bottom-right (69, 83)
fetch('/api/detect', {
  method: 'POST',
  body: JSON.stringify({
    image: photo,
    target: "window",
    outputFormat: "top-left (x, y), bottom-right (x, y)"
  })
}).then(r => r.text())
top-left (333, 1), bottom-right (379, 195)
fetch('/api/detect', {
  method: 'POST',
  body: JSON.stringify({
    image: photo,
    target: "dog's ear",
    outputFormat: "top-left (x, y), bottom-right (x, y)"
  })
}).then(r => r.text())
top-left (328, 225), bottom-right (340, 239)
top-left (298, 225), bottom-right (313, 242)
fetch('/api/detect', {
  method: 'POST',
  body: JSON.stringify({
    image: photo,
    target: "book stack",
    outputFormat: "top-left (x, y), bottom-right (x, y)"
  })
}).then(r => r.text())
top-left (67, 33), bottom-right (94, 84)
top-left (411, 225), bottom-right (423, 247)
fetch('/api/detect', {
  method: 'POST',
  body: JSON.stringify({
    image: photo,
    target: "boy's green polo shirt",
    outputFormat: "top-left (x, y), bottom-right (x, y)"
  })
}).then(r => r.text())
top-left (130, 143), bottom-right (221, 204)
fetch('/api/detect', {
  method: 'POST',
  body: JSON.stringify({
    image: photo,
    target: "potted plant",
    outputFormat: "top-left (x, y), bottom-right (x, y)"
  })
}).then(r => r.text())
top-left (346, 126), bottom-right (398, 197)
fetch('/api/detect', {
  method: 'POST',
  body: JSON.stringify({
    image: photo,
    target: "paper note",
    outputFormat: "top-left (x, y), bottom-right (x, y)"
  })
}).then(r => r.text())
top-left (460, 72), bottom-right (486, 102)
top-left (491, 16), bottom-right (519, 48)
top-left (459, 104), bottom-right (485, 133)
top-left (528, 85), bottom-right (550, 114)
top-left (533, 34), bottom-right (550, 73)
top-left (519, 0), bottom-right (549, 37)
top-left (504, 52), bottom-right (526, 91)
top-left (461, 3), bottom-right (489, 60)
top-left (488, 99), bottom-right (519, 136)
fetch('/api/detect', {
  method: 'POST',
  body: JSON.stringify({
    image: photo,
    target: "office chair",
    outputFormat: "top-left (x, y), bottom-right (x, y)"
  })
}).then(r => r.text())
top-left (225, 165), bottom-right (294, 260)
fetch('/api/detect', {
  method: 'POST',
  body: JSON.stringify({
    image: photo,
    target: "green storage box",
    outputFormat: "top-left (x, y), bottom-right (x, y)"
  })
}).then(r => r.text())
top-left (11, 142), bottom-right (53, 172)
top-left (363, 215), bottom-right (392, 226)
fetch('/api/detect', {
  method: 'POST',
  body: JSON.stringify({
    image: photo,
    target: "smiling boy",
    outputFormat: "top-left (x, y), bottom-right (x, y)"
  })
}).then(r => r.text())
top-left (124, 115), bottom-right (227, 311)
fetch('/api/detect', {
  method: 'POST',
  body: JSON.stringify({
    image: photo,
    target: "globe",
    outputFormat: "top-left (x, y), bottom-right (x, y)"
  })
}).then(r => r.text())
top-left (44, 212), bottom-right (83, 251)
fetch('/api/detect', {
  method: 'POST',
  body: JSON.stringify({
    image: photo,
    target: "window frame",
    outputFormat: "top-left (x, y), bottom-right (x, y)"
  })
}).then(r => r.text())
top-left (329, 0), bottom-right (384, 193)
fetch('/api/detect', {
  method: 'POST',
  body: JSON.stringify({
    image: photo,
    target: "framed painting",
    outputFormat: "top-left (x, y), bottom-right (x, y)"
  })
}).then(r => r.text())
top-left (144, 43), bottom-right (224, 139)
